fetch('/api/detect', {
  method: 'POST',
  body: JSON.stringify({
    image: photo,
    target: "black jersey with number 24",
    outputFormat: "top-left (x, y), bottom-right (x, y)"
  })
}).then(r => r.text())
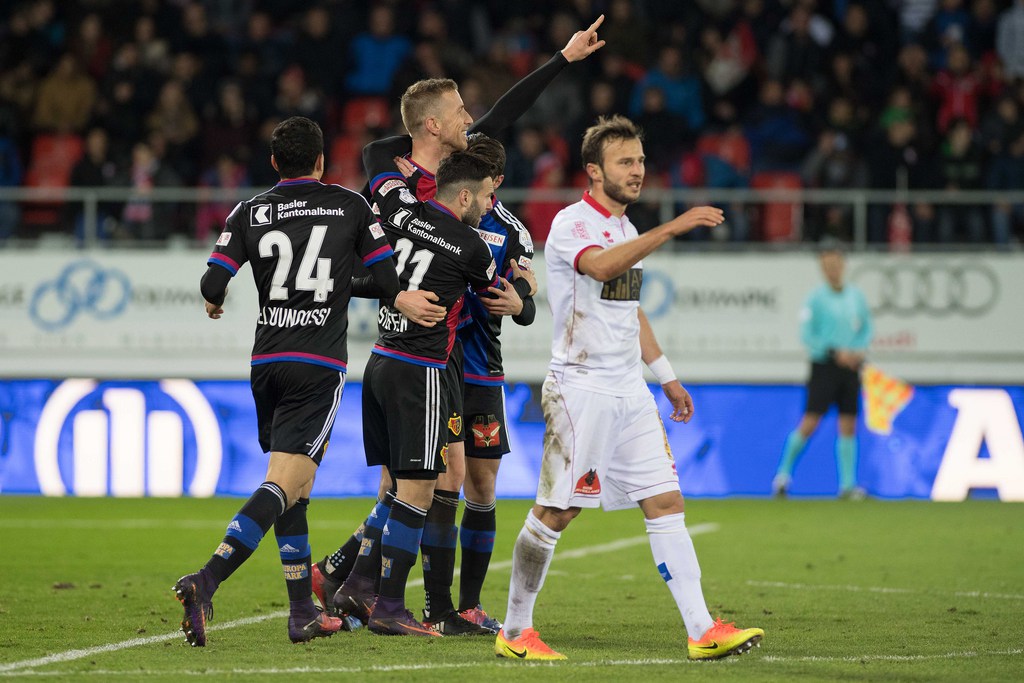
top-left (208, 178), bottom-right (394, 372)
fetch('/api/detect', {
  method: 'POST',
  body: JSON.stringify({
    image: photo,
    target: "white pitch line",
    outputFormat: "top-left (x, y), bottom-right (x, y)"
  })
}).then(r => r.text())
top-left (0, 519), bottom-right (367, 531)
top-left (2, 649), bottom-right (1021, 677)
top-left (0, 524), bottom-right (717, 674)
top-left (748, 580), bottom-right (1024, 601)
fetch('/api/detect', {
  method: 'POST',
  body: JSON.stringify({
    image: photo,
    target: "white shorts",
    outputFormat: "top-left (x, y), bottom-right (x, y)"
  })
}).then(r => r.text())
top-left (536, 373), bottom-right (680, 511)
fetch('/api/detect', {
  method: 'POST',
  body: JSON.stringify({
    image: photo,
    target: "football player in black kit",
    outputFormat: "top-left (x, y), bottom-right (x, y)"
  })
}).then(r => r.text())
top-left (312, 14), bottom-right (606, 636)
top-left (453, 133), bottom-right (537, 631)
top-left (174, 116), bottom-right (411, 646)
top-left (328, 140), bottom-right (500, 637)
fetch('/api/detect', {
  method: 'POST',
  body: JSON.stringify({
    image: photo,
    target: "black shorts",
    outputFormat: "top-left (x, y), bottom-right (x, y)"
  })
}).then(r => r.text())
top-left (464, 383), bottom-right (511, 458)
top-left (362, 353), bottom-right (448, 477)
top-left (251, 362), bottom-right (346, 464)
top-left (806, 360), bottom-right (861, 416)
top-left (444, 339), bottom-right (465, 444)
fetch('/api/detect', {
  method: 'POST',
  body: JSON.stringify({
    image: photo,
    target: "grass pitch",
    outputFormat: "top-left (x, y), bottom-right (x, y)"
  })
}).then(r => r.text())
top-left (0, 496), bottom-right (1021, 681)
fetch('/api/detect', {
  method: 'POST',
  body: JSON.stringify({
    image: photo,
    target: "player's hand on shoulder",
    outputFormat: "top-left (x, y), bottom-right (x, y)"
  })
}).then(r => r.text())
top-left (395, 290), bottom-right (446, 327)
top-left (509, 258), bottom-right (538, 297)
top-left (393, 156), bottom-right (416, 179)
top-left (561, 15), bottom-right (606, 62)
top-left (663, 381), bottom-right (695, 423)
top-left (668, 206), bottom-right (725, 236)
top-left (482, 277), bottom-right (524, 317)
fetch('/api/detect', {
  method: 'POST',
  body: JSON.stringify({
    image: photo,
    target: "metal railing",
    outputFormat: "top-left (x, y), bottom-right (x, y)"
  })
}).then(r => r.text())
top-left (2, 185), bottom-right (1022, 249)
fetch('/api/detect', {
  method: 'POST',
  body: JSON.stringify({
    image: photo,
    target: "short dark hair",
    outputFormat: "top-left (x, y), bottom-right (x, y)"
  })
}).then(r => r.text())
top-left (581, 114), bottom-right (643, 169)
top-left (270, 116), bottom-right (323, 179)
top-left (466, 132), bottom-right (506, 177)
top-left (435, 151), bottom-right (493, 200)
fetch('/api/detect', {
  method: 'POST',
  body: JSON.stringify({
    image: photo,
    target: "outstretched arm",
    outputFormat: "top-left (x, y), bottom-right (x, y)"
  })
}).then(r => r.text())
top-left (577, 206), bottom-right (724, 282)
top-left (470, 15), bottom-right (606, 137)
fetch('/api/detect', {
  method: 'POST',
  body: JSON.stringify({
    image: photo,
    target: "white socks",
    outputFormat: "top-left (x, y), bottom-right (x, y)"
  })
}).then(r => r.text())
top-left (503, 510), bottom-right (561, 638)
top-left (645, 512), bottom-right (714, 639)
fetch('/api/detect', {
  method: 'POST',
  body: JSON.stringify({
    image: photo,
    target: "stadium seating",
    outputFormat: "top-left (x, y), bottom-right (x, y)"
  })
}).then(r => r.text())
top-left (325, 133), bottom-right (365, 188)
top-left (342, 97), bottom-right (390, 134)
top-left (21, 133), bottom-right (84, 230)
top-left (751, 171), bottom-right (802, 242)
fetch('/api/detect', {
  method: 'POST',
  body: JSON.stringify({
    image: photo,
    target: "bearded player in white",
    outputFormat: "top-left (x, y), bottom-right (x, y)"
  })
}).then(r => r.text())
top-left (495, 115), bottom-right (764, 661)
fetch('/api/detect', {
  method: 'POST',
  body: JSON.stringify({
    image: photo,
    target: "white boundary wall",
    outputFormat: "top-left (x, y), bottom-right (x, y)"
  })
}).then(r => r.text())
top-left (0, 251), bottom-right (1021, 383)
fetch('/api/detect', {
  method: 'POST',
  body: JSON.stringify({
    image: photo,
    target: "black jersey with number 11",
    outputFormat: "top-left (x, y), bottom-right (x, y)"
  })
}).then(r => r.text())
top-left (366, 159), bottom-right (498, 369)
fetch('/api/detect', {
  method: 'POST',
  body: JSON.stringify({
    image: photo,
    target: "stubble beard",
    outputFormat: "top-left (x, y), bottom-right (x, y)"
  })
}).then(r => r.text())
top-left (461, 199), bottom-right (482, 229)
top-left (603, 176), bottom-right (641, 207)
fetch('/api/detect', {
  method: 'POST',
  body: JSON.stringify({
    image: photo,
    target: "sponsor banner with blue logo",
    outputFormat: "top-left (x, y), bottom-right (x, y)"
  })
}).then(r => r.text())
top-left (1, 252), bottom-right (1023, 384)
top-left (1, 379), bottom-right (1021, 501)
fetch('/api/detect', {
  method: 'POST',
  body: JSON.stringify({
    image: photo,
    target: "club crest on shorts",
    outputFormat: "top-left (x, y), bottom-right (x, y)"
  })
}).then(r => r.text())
top-left (472, 414), bottom-right (501, 448)
top-left (440, 444), bottom-right (449, 467)
top-left (574, 469), bottom-right (601, 495)
top-left (448, 413), bottom-right (462, 437)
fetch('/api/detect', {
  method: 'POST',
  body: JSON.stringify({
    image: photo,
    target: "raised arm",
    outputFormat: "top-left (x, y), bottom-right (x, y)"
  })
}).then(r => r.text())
top-left (577, 206), bottom-right (724, 282)
top-left (470, 15), bottom-right (606, 137)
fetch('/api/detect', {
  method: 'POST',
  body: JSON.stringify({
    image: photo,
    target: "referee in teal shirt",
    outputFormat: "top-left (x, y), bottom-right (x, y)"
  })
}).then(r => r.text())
top-left (773, 242), bottom-right (873, 499)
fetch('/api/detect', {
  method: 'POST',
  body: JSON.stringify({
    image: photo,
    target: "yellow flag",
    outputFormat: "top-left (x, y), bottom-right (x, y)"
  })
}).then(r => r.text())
top-left (862, 364), bottom-right (914, 435)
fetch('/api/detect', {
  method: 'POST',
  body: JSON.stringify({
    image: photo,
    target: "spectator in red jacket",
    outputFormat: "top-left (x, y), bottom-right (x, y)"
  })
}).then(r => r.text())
top-left (931, 43), bottom-right (979, 133)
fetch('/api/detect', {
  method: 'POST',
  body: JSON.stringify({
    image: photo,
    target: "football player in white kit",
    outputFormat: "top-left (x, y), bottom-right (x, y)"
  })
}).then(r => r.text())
top-left (495, 115), bottom-right (764, 661)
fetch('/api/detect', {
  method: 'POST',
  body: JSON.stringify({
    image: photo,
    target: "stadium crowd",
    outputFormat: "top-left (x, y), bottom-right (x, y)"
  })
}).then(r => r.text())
top-left (2, 0), bottom-right (1024, 245)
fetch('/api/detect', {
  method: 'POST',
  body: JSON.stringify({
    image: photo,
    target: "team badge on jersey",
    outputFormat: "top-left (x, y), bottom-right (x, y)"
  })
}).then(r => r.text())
top-left (486, 259), bottom-right (497, 280)
top-left (390, 207), bottom-right (412, 227)
top-left (448, 413), bottom-right (463, 437)
top-left (472, 414), bottom-right (501, 448)
top-left (518, 256), bottom-right (532, 270)
top-left (571, 220), bottom-right (590, 240)
top-left (369, 221), bottom-right (385, 239)
top-left (398, 187), bottom-right (417, 204)
top-left (251, 204), bottom-right (272, 226)
top-left (215, 231), bottom-right (232, 246)
top-left (574, 469), bottom-right (601, 495)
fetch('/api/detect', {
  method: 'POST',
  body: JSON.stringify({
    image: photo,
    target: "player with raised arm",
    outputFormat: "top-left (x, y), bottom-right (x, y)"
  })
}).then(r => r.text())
top-left (312, 16), bottom-right (604, 634)
top-left (173, 116), bottom-right (400, 646)
top-left (495, 115), bottom-right (765, 661)
top-left (331, 138), bottom-right (499, 636)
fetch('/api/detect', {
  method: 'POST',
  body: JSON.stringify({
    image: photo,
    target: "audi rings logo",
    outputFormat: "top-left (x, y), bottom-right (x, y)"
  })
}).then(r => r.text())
top-left (30, 260), bottom-right (131, 331)
top-left (851, 263), bottom-right (999, 318)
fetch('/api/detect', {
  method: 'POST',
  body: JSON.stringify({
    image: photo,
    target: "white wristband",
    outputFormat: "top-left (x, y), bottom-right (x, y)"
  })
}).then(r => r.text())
top-left (648, 355), bottom-right (677, 385)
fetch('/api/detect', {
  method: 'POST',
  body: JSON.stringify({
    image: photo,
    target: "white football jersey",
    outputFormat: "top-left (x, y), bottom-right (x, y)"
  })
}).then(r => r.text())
top-left (545, 192), bottom-right (646, 396)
